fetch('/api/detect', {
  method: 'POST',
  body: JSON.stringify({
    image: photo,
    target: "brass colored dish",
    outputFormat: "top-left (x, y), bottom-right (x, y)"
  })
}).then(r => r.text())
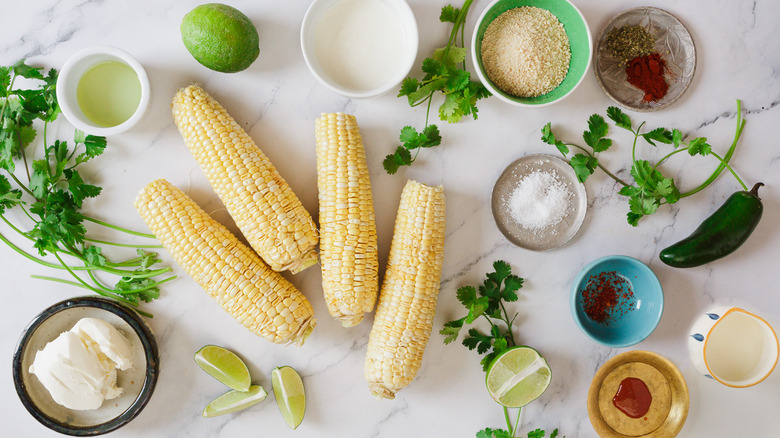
top-left (588, 350), bottom-right (689, 438)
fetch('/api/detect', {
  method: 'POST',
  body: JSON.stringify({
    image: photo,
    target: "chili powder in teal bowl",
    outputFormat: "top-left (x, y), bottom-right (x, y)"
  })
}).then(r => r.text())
top-left (571, 255), bottom-right (663, 348)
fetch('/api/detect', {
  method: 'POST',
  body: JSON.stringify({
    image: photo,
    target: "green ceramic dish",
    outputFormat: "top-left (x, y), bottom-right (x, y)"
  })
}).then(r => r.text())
top-left (472, 0), bottom-right (592, 106)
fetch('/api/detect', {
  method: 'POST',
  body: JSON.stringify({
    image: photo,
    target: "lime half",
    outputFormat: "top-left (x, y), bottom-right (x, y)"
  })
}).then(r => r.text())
top-left (195, 345), bottom-right (251, 392)
top-left (202, 385), bottom-right (267, 418)
top-left (271, 366), bottom-right (306, 429)
top-left (486, 346), bottom-right (552, 408)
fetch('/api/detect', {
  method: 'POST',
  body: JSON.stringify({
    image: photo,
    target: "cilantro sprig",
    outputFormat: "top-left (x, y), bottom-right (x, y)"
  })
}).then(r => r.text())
top-left (384, 1), bottom-right (490, 174)
top-left (0, 60), bottom-right (173, 315)
top-left (542, 102), bottom-right (749, 226)
top-left (441, 261), bottom-right (563, 438)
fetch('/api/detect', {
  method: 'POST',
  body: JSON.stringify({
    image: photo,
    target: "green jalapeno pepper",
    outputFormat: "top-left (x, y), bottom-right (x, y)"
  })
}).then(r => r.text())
top-left (659, 182), bottom-right (764, 268)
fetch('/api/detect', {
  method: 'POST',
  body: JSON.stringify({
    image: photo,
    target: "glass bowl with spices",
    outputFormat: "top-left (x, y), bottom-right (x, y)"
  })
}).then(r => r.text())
top-left (594, 7), bottom-right (696, 111)
top-left (571, 255), bottom-right (663, 348)
top-left (472, 0), bottom-right (592, 107)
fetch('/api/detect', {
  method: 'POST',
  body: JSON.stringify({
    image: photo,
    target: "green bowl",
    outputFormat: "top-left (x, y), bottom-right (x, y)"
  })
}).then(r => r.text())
top-left (472, 0), bottom-right (592, 106)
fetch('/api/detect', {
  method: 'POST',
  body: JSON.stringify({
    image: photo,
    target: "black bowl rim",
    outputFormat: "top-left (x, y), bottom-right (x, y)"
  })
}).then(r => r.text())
top-left (12, 296), bottom-right (160, 436)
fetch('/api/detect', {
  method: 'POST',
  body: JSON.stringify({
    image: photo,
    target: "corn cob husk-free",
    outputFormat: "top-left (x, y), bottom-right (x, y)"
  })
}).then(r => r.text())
top-left (315, 113), bottom-right (378, 327)
top-left (172, 84), bottom-right (318, 274)
top-left (135, 179), bottom-right (316, 346)
top-left (364, 180), bottom-right (446, 399)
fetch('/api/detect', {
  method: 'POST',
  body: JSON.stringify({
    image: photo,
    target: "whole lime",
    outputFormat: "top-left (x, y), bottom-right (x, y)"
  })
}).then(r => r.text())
top-left (181, 3), bottom-right (259, 73)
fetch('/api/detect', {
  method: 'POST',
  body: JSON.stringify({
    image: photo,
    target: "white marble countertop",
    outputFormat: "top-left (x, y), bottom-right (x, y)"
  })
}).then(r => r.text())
top-left (2, 0), bottom-right (779, 436)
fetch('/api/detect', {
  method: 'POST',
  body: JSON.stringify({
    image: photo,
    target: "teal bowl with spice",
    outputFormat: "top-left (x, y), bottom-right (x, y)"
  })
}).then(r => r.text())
top-left (471, 0), bottom-right (592, 107)
top-left (571, 255), bottom-right (663, 348)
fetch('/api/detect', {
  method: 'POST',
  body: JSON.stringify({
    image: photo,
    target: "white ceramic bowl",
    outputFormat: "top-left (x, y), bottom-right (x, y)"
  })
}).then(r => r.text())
top-left (300, 0), bottom-right (418, 99)
top-left (56, 46), bottom-right (150, 136)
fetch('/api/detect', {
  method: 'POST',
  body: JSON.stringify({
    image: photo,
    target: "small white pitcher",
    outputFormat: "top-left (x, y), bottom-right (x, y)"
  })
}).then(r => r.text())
top-left (688, 305), bottom-right (779, 388)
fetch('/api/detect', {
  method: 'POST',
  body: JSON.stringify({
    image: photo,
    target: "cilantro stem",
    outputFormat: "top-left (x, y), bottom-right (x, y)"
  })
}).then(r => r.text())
top-left (511, 407), bottom-right (521, 437)
top-left (83, 237), bottom-right (163, 249)
top-left (30, 275), bottom-right (154, 318)
top-left (504, 406), bottom-right (513, 434)
top-left (83, 216), bottom-right (157, 239)
top-left (568, 143), bottom-right (630, 186)
top-left (631, 122), bottom-right (645, 163)
top-left (9, 172), bottom-right (35, 198)
top-left (680, 100), bottom-right (746, 197)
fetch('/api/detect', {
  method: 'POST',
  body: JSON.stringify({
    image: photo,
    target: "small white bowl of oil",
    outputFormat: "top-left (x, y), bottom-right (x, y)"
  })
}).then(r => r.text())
top-left (301, 0), bottom-right (418, 99)
top-left (56, 46), bottom-right (150, 136)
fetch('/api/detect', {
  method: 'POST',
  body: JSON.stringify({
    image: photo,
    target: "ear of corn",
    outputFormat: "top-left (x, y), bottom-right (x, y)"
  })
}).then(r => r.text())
top-left (134, 179), bottom-right (316, 346)
top-left (364, 180), bottom-right (446, 399)
top-left (315, 113), bottom-right (378, 327)
top-left (172, 84), bottom-right (318, 274)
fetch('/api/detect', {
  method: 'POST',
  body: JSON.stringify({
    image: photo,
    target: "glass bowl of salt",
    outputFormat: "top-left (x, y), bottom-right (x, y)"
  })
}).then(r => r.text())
top-left (491, 154), bottom-right (587, 251)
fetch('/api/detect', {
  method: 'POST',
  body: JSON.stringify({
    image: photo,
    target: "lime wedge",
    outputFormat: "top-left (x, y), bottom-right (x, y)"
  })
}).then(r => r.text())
top-left (485, 346), bottom-right (551, 408)
top-left (194, 345), bottom-right (251, 392)
top-left (202, 385), bottom-right (267, 418)
top-left (271, 366), bottom-right (306, 429)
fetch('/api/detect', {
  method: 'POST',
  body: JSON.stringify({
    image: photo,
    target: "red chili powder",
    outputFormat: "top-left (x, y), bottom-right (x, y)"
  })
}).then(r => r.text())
top-left (581, 270), bottom-right (635, 324)
top-left (625, 53), bottom-right (668, 102)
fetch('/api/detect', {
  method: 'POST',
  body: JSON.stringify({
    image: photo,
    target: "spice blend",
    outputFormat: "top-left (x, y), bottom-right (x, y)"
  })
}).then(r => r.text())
top-left (581, 270), bottom-right (636, 324)
top-left (604, 25), bottom-right (655, 65)
top-left (604, 24), bottom-right (670, 102)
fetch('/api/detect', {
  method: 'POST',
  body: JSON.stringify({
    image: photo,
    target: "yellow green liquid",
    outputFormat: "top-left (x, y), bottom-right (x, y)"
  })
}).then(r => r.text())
top-left (76, 60), bottom-right (141, 127)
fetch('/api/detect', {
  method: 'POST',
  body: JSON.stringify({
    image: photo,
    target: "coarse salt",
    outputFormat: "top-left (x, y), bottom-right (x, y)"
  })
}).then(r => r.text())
top-left (505, 169), bottom-right (573, 231)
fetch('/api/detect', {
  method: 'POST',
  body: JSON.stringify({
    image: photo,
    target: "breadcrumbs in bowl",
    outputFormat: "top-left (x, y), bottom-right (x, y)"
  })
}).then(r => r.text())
top-left (472, 0), bottom-right (592, 107)
top-left (481, 7), bottom-right (571, 97)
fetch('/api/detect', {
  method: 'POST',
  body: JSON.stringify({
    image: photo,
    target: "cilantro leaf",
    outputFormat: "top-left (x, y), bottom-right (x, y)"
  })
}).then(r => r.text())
top-left (541, 123), bottom-right (569, 155)
top-left (0, 174), bottom-right (22, 213)
top-left (440, 318), bottom-right (464, 344)
top-left (527, 429), bottom-right (546, 438)
top-left (641, 127), bottom-right (673, 146)
top-left (477, 428), bottom-right (512, 438)
top-left (687, 137), bottom-right (711, 156)
top-left (78, 134), bottom-right (107, 162)
top-left (440, 5), bottom-right (461, 23)
top-left (65, 169), bottom-right (102, 207)
top-left (382, 147), bottom-right (413, 174)
top-left (606, 106), bottom-right (632, 130)
top-left (582, 114), bottom-right (612, 153)
top-left (398, 77), bottom-right (419, 97)
top-left (671, 129), bottom-right (683, 148)
top-left (12, 60), bottom-right (44, 80)
top-left (84, 245), bottom-right (107, 267)
top-left (569, 153), bottom-right (598, 182)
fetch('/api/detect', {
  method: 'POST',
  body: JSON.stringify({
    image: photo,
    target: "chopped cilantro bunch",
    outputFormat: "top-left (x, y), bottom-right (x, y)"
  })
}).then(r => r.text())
top-left (384, 1), bottom-right (490, 174)
top-left (0, 60), bottom-right (173, 315)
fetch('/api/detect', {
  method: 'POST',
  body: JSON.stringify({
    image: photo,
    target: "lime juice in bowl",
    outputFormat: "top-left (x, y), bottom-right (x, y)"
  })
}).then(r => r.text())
top-left (57, 46), bottom-right (150, 136)
top-left (76, 60), bottom-right (141, 127)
